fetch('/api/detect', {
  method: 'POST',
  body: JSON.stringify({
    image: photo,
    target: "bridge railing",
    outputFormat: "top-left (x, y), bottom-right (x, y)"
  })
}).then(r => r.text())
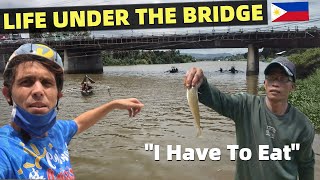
top-left (0, 27), bottom-right (319, 52)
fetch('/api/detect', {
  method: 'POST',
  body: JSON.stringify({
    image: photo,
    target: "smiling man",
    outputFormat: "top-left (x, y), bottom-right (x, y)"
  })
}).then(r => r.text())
top-left (184, 57), bottom-right (315, 180)
top-left (0, 43), bottom-right (144, 179)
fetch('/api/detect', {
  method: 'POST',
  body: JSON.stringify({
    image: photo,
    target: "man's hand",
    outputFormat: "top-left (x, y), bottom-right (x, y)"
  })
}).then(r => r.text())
top-left (111, 98), bottom-right (144, 117)
top-left (184, 67), bottom-right (205, 88)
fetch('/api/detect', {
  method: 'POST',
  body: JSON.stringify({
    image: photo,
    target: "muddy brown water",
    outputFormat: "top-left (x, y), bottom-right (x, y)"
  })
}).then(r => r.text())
top-left (0, 61), bottom-right (319, 179)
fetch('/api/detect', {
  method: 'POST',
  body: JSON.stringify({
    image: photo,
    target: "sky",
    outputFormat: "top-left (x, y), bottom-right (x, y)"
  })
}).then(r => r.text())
top-left (0, 0), bottom-right (319, 55)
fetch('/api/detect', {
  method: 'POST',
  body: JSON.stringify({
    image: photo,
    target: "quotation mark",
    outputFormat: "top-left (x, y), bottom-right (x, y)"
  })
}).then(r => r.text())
top-left (145, 143), bottom-right (154, 151)
top-left (145, 143), bottom-right (160, 161)
top-left (291, 143), bottom-right (300, 150)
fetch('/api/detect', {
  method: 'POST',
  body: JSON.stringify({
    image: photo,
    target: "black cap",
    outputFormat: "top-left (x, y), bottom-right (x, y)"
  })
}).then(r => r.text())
top-left (264, 57), bottom-right (296, 82)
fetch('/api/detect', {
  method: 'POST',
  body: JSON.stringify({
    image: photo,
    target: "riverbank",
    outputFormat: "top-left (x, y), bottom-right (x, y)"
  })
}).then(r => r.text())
top-left (288, 48), bottom-right (320, 131)
top-left (289, 69), bottom-right (320, 131)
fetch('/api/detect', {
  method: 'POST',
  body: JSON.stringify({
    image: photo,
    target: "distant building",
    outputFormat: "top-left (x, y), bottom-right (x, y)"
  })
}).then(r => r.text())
top-left (276, 51), bottom-right (286, 56)
top-left (0, 33), bottom-right (30, 40)
top-left (20, 33), bottom-right (30, 39)
top-left (10, 33), bottom-right (22, 40)
top-left (0, 34), bottom-right (9, 40)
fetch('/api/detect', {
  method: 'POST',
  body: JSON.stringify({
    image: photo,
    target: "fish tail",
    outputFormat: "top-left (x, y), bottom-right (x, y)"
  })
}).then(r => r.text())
top-left (196, 128), bottom-right (202, 138)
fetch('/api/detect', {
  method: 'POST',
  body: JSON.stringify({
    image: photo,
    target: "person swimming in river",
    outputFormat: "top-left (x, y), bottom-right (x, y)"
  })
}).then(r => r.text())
top-left (229, 66), bottom-right (238, 74)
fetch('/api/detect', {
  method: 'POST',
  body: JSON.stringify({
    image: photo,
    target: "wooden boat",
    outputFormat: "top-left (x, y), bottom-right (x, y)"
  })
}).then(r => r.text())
top-left (81, 89), bottom-right (93, 96)
top-left (81, 75), bottom-right (95, 96)
top-left (167, 66), bottom-right (179, 73)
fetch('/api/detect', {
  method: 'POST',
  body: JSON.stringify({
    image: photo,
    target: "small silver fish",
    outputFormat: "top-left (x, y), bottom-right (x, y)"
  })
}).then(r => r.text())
top-left (187, 86), bottom-right (202, 137)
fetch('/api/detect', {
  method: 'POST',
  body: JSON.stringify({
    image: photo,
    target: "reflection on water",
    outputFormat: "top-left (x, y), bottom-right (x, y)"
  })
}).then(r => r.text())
top-left (0, 61), bottom-right (319, 180)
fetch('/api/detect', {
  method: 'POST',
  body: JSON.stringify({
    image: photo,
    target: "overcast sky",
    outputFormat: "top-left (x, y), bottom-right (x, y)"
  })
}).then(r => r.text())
top-left (1, 0), bottom-right (319, 54)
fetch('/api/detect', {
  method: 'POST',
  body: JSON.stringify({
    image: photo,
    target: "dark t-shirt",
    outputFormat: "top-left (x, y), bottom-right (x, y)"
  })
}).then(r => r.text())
top-left (198, 78), bottom-right (315, 180)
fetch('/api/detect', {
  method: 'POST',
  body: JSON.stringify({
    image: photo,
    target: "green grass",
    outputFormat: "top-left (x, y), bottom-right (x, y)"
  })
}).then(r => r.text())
top-left (289, 48), bottom-right (320, 65)
top-left (289, 69), bottom-right (320, 130)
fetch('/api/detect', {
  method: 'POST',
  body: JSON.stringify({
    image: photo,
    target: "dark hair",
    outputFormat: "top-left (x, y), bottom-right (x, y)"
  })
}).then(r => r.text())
top-left (3, 55), bottom-right (64, 105)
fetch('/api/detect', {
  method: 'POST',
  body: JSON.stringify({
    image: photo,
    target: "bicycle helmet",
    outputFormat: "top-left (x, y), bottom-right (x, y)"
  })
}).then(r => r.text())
top-left (4, 43), bottom-right (63, 74)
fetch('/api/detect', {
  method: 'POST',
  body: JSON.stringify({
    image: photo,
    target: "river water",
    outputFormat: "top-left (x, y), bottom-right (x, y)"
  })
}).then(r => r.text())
top-left (0, 61), bottom-right (319, 179)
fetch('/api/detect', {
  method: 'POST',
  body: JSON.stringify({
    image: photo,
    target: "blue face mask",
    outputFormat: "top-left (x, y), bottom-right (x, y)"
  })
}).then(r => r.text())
top-left (11, 103), bottom-right (57, 137)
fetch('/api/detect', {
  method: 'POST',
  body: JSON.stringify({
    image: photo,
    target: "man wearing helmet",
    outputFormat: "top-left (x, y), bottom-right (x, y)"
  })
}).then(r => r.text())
top-left (0, 43), bottom-right (144, 179)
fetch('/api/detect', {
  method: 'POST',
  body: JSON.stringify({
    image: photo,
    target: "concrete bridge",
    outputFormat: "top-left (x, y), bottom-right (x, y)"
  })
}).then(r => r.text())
top-left (0, 29), bottom-right (319, 75)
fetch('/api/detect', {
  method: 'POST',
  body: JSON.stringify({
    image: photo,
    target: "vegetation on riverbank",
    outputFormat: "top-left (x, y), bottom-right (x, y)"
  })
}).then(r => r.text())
top-left (289, 48), bottom-right (320, 79)
top-left (288, 69), bottom-right (320, 131)
top-left (288, 48), bottom-right (320, 131)
top-left (101, 50), bottom-right (195, 66)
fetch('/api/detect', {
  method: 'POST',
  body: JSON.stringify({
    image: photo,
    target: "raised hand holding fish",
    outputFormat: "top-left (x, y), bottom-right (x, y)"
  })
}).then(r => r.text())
top-left (184, 67), bottom-right (204, 89)
top-left (187, 86), bottom-right (202, 137)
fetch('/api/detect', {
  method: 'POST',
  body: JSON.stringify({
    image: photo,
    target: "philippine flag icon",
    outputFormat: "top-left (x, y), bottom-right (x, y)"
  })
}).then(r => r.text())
top-left (271, 2), bottom-right (309, 22)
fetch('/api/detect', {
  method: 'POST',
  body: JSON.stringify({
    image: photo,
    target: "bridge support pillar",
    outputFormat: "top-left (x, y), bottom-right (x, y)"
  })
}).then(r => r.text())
top-left (63, 49), bottom-right (103, 74)
top-left (246, 44), bottom-right (259, 76)
top-left (0, 54), bottom-right (6, 73)
top-left (246, 75), bottom-right (258, 95)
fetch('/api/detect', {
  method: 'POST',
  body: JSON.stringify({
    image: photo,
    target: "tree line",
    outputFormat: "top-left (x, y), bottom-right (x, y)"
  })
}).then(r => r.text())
top-left (101, 50), bottom-right (195, 66)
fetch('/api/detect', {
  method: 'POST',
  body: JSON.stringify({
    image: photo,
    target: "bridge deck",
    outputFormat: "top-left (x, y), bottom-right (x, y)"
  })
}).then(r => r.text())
top-left (0, 30), bottom-right (319, 54)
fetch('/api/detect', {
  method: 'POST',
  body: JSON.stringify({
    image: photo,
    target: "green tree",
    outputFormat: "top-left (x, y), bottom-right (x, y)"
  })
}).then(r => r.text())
top-left (101, 50), bottom-right (195, 66)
